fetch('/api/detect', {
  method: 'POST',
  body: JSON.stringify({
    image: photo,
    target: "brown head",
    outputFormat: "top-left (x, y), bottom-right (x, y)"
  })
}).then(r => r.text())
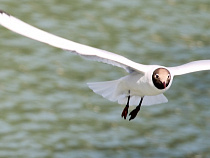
top-left (152, 68), bottom-right (171, 90)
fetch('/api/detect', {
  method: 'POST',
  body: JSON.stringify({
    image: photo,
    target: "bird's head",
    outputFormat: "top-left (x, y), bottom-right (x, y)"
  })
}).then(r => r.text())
top-left (152, 68), bottom-right (171, 90)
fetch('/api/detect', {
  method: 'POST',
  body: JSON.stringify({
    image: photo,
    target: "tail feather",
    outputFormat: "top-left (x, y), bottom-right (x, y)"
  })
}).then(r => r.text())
top-left (143, 94), bottom-right (168, 106)
top-left (87, 80), bottom-right (120, 102)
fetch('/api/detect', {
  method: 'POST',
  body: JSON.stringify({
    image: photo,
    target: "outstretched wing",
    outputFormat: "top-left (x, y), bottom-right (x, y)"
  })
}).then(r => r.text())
top-left (168, 60), bottom-right (210, 76)
top-left (0, 10), bottom-right (149, 74)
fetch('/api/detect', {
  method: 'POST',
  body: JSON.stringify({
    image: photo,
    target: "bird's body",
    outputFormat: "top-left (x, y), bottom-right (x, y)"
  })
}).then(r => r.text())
top-left (88, 66), bottom-right (171, 106)
top-left (0, 10), bottom-right (209, 120)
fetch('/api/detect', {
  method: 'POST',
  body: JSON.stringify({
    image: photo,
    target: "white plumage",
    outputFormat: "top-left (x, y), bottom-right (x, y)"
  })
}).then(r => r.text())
top-left (0, 10), bottom-right (209, 120)
top-left (87, 77), bottom-right (168, 106)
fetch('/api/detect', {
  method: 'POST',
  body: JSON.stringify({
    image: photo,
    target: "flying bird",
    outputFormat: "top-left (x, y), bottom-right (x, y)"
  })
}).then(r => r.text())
top-left (0, 10), bottom-right (210, 121)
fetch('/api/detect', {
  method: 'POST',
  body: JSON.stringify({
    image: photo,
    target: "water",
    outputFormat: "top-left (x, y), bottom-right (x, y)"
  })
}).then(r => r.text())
top-left (0, 0), bottom-right (210, 157)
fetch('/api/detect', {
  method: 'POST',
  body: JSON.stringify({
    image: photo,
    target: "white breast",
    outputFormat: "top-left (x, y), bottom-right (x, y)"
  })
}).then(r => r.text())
top-left (118, 73), bottom-right (158, 96)
top-left (119, 67), bottom-right (173, 97)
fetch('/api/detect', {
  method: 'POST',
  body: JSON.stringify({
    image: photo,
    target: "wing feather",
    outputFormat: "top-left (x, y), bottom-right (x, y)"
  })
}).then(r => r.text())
top-left (168, 60), bottom-right (210, 76)
top-left (0, 10), bottom-right (149, 73)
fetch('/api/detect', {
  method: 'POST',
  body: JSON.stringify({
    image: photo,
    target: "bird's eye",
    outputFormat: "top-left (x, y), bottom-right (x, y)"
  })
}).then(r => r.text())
top-left (168, 74), bottom-right (170, 79)
top-left (155, 74), bottom-right (159, 78)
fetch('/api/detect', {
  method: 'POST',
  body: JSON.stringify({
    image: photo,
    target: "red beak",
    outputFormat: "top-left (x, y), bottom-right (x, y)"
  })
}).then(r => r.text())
top-left (163, 82), bottom-right (166, 89)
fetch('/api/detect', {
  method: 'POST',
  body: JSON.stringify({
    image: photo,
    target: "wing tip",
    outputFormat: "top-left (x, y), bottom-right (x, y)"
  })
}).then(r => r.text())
top-left (0, 9), bottom-right (11, 16)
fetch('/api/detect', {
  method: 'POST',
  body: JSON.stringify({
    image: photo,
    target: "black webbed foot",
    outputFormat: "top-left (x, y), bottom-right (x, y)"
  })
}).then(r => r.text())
top-left (121, 95), bottom-right (130, 120)
top-left (121, 106), bottom-right (129, 119)
top-left (129, 107), bottom-right (140, 121)
top-left (128, 97), bottom-right (144, 121)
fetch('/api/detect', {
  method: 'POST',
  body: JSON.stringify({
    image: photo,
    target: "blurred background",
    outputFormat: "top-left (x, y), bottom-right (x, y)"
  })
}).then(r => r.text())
top-left (0, 0), bottom-right (210, 158)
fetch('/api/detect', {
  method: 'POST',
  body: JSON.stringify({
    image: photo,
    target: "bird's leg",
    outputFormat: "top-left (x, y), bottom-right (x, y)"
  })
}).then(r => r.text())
top-left (129, 97), bottom-right (144, 121)
top-left (121, 95), bottom-right (130, 120)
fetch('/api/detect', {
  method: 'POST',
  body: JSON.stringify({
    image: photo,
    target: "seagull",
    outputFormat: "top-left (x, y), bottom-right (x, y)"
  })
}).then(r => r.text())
top-left (0, 10), bottom-right (210, 121)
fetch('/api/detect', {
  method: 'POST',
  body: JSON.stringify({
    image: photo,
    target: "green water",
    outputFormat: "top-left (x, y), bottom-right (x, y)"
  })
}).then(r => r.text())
top-left (0, 0), bottom-right (210, 158)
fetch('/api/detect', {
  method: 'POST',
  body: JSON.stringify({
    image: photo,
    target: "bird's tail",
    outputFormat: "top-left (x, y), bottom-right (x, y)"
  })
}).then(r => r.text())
top-left (87, 80), bottom-right (168, 106)
top-left (87, 80), bottom-right (120, 102)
